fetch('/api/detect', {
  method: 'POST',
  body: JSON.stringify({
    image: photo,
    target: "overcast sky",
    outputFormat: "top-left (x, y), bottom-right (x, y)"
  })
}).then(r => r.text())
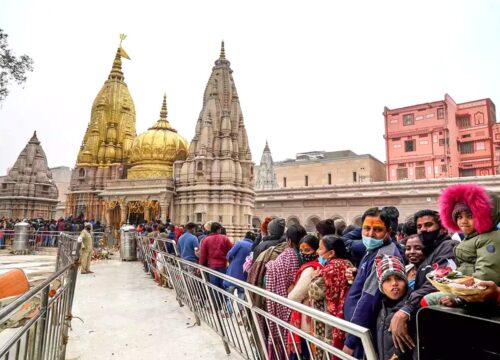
top-left (1, 0), bottom-right (500, 175)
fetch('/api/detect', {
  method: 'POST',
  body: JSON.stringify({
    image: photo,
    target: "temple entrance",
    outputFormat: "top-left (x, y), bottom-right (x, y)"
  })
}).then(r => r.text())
top-left (128, 212), bottom-right (145, 226)
top-left (126, 200), bottom-right (161, 224)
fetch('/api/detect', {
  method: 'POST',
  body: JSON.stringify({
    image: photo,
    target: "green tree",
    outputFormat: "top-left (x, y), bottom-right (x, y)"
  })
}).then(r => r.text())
top-left (0, 29), bottom-right (34, 103)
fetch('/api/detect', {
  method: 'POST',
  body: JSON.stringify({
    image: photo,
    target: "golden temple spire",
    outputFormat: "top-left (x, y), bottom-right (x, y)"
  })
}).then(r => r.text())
top-left (219, 40), bottom-right (226, 60)
top-left (108, 34), bottom-right (131, 80)
top-left (160, 93), bottom-right (168, 119)
top-left (108, 48), bottom-right (124, 81)
top-left (150, 94), bottom-right (176, 131)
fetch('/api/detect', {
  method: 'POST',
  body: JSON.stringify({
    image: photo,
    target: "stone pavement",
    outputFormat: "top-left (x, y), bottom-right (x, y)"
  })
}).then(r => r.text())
top-left (0, 250), bottom-right (56, 285)
top-left (65, 255), bottom-right (243, 360)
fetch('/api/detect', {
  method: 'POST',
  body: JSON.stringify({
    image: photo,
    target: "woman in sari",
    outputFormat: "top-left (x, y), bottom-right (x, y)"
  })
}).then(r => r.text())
top-left (309, 235), bottom-right (352, 359)
top-left (287, 234), bottom-right (322, 360)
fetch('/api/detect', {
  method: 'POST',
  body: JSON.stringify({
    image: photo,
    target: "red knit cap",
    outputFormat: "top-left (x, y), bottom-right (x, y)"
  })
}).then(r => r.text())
top-left (375, 254), bottom-right (407, 292)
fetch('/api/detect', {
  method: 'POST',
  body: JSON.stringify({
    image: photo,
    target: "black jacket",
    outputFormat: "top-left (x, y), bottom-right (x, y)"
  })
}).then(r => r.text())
top-left (377, 294), bottom-right (414, 360)
top-left (252, 234), bottom-right (284, 261)
top-left (401, 235), bottom-right (459, 317)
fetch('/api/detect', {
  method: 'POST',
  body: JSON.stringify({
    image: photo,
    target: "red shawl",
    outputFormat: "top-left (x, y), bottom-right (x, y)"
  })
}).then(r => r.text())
top-left (321, 258), bottom-right (352, 350)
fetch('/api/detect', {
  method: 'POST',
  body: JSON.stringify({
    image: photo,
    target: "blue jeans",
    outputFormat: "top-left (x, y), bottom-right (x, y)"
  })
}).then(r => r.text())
top-left (208, 267), bottom-right (226, 310)
top-left (208, 267), bottom-right (226, 289)
top-left (225, 285), bottom-right (245, 314)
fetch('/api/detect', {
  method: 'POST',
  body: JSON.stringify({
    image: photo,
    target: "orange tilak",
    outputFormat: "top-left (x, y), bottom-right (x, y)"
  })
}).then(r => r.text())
top-left (362, 218), bottom-right (386, 229)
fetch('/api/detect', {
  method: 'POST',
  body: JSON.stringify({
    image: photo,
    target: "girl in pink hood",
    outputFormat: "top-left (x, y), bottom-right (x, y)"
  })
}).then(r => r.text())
top-left (424, 183), bottom-right (500, 307)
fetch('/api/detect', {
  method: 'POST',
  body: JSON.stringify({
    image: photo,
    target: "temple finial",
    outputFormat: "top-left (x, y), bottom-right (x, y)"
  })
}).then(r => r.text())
top-left (264, 140), bottom-right (270, 152)
top-left (119, 33), bottom-right (127, 46)
top-left (109, 48), bottom-right (124, 80)
top-left (29, 130), bottom-right (40, 144)
top-left (220, 40), bottom-right (226, 60)
top-left (160, 93), bottom-right (168, 120)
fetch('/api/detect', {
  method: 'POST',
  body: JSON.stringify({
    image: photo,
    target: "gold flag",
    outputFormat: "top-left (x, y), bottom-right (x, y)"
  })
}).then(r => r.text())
top-left (119, 46), bottom-right (131, 60)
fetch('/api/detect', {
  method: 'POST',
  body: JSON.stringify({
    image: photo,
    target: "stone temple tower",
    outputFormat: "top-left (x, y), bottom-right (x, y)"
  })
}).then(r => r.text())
top-left (255, 141), bottom-right (278, 190)
top-left (0, 131), bottom-right (58, 218)
top-left (174, 42), bottom-right (255, 238)
top-left (66, 44), bottom-right (136, 220)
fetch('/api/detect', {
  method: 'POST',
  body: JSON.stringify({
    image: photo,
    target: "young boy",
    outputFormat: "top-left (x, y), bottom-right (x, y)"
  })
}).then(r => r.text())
top-left (375, 254), bottom-right (414, 360)
top-left (423, 183), bottom-right (500, 307)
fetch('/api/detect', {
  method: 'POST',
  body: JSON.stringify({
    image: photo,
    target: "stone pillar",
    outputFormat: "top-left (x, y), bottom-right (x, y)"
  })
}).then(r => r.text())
top-left (169, 196), bottom-right (175, 224)
top-left (120, 206), bottom-right (127, 225)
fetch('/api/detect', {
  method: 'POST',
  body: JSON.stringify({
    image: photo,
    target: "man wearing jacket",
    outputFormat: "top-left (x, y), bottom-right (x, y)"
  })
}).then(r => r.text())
top-left (80, 223), bottom-right (93, 274)
top-left (342, 207), bottom-right (403, 358)
top-left (199, 222), bottom-right (233, 289)
top-left (389, 209), bottom-right (458, 352)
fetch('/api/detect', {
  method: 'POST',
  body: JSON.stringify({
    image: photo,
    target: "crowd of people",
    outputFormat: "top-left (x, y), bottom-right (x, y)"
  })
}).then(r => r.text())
top-left (136, 183), bottom-right (500, 359)
top-left (0, 216), bottom-right (104, 248)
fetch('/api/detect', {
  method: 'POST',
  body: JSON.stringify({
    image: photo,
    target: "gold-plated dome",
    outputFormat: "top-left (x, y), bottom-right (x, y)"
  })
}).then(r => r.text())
top-left (127, 95), bottom-right (189, 179)
top-left (77, 46), bottom-right (136, 166)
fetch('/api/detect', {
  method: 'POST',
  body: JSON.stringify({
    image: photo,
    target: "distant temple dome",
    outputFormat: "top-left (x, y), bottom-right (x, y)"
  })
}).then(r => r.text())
top-left (127, 95), bottom-right (188, 179)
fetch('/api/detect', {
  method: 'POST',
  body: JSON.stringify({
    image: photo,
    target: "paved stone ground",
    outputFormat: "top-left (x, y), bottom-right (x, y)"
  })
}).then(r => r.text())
top-left (0, 249), bottom-right (57, 285)
top-left (66, 255), bottom-right (242, 360)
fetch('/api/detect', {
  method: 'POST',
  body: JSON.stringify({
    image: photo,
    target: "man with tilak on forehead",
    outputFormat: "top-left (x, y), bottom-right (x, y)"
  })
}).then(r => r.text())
top-left (342, 207), bottom-right (404, 358)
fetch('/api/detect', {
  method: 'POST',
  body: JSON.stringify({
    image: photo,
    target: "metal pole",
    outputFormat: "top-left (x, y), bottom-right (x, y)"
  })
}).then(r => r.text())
top-left (59, 234), bottom-right (81, 360)
top-left (34, 287), bottom-right (50, 360)
top-left (243, 287), bottom-right (269, 360)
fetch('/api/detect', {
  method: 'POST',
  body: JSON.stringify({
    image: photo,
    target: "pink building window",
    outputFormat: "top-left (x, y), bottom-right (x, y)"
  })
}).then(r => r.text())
top-left (397, 167), bottom-right (408, 180)
top-left (437, 107), bottom-right (445, 119)
top-left (456, 115), bottom-right (471, 128)
top-left (403, 114), bottom-right (414, 126)
top-left (405, 139), bottom-right (416, 152)
top-left (459, 142), bottom-right (474, 154)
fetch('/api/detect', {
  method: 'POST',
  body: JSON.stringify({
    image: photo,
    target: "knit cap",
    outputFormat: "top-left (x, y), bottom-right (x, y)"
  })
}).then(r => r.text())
top-left (375, 254), bottom-right (407, 292)
top-left (204, 221), bottom-right (213, 232)
top-left (452, 202), bottom-right (472, 223)
top-left (268, 218), bottom-right (285, 237)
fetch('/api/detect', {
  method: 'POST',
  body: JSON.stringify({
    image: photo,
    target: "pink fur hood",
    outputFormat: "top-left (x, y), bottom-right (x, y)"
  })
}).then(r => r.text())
top-left (438, 183), bottom-right (493, 234)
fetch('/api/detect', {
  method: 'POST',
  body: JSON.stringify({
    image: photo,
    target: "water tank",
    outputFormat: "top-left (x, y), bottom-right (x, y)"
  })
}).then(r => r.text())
top-left (13, 221), bottom-right (30, 252)
top-left (120, 225), bottom-right (137, 261)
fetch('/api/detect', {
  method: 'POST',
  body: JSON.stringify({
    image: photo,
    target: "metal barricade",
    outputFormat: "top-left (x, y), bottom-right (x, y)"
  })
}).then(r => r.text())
top-left (138, 236), bottom-right (377, 360)
top-left (0, 233), bottom-right (81, 360)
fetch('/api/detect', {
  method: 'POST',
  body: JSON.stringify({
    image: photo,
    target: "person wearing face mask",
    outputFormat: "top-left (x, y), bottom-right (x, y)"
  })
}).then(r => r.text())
top-left (308, 235), bottom-right (352, 360)
top-left (342, 207), bottom-right (403, 359)
top-left (287, 234), bottom-right (322, 360)
top-left (389, 209), bottom-right (458, 354)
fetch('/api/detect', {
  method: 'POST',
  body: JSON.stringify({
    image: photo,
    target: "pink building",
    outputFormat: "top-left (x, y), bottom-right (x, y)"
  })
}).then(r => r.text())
top-left (384, 94), bottom-right (498, 181)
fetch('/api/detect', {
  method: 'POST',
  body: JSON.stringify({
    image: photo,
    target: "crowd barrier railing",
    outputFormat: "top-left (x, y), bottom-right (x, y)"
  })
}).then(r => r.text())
top-left (0, 233), bottom-right (81, 360)
top-left (137, 236), bottom-right (377, 360)
top-left (0, 231), bottom-right (105, 253)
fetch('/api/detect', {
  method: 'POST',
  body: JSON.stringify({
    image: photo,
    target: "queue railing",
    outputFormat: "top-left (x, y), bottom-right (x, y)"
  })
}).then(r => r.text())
top-left (0, 231), bottom-right (105, 253)
top-left (0, 233), bottom-right (81, 360)
top-left (137, 236), bottom-right (377, 360)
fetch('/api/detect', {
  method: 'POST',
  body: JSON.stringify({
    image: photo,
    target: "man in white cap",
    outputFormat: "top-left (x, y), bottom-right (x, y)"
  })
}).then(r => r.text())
top-left (80, 222), bottom-right (93, 274)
